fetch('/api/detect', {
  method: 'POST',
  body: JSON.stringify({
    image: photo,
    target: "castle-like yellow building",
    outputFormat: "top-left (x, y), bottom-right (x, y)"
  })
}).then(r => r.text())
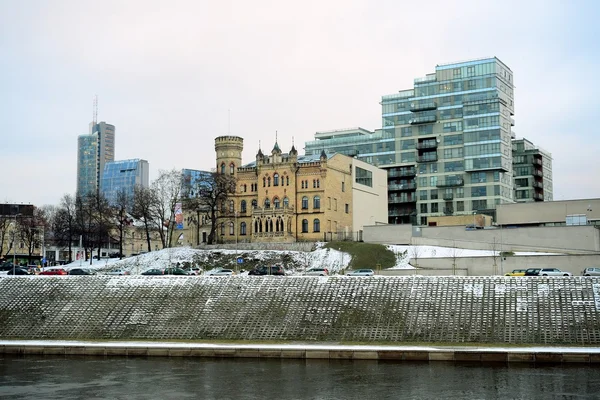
top-left (215, 136), bottom-right (354, 243)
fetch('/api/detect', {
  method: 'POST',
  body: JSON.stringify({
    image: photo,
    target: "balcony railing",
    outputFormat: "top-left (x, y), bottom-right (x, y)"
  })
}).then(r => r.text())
top-left (533, 159), bottom-right (543, 166)
top-left (443, 207), bottom-right (454, 215)
top-left (388, 182), bottom-right (416, 191)
top-left (418, 155), bottom-right (438, 163)
top-left (409, 115), bottom-right (437, 125)
top-left (388, 196), bottom-right (417, 204)
top-left (388, 168), bottom-right (416, 177)
top-left (532, 181), bottom-right (543, 189)
top-left (442, 193), bottom-right (454, 201)
top-left (410, 101), bottom-right (437, 112)
top-left (533, 193), bottom-right (544, 201)
top-left (533, 169), bottom-right (543, 177)
top-left (416, 140), bottom-right (438, 150)
top-left (436, 178), bottom-right (464, 187)
top-left (388, 209), bottom-right (416, 217)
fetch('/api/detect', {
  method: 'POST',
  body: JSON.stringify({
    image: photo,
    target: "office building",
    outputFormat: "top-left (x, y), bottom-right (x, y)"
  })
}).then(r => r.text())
top-left (306, 57), bottom-right (553, 225)
top-left (77, 121), bottom-right (115, 196)
top-left (100, 159), bottom-right (149, 206)
top-left (512, 138), bottom-right (553, 202)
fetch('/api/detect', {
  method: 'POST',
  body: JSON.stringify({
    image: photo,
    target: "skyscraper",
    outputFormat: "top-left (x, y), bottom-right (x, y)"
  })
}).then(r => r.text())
top-left (100, 159), bottom-right (149, 206)
top-left (77, 121), bottom-right (115, 196)
top-left (306, 57), bottom-right (551, 225)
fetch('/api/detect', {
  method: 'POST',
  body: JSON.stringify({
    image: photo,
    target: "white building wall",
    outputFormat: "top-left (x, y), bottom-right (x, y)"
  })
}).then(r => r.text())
top-left (351, 158), bottom-right (388, 232)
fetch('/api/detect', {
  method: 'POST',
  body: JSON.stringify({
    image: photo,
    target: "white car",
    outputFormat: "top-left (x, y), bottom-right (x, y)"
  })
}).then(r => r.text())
top-left (207, 269), bottom-right (234, 276)
top-left (106, 269), bottom-right (130, 276)
top-left (304, 267), bottom-right (329, 276)
top-left (537, 268), bottom-right (572, 276)
top-left (347, 269), bottom-right (375, 277)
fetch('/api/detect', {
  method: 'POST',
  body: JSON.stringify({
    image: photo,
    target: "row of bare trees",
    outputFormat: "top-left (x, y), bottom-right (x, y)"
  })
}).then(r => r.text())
top-left (1, 169), bottom-right (238, 264)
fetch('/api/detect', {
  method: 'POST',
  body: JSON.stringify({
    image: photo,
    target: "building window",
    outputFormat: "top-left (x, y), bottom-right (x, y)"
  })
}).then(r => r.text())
top-left (263, 177), bottom-right (266, 187)
top-left (241, 200), bottom-right (247, 213)
top-left (240, 222), bottom-right (247, 235)
top-left (229, 200), bottom-right (234, 213)
top-left (229, 222), bottom-right (234, 235)
top-left (283, 197), bottom-right (289, 208)
top-left (220, 163), bottom-right (225, 174)
top-left (313, 179), bottom-right (316, 188)
top-left (456, 201), bottom-right (464, 212)
top-left (302, 219), bottom-right (308, 233)
top-left (420, 190), bottom-right (428, 201)
top-left (302, 196), bottom-right (308, 209)
top-left (274, 198), bottom-right (280, 209)
top-left (431, 203), bottom-right (439, 213)
top-left (342, 181), bottom-right (345, 192)
top-left (313, 219), bottom-right (320, 232)
top-left (264, 198), bottom-right (271, 209)
top-left (268, 177), bottom-right (271, 187)
top-left (230, 163), bottom-right (235, 175)
top-left (355, 167), bottom-right (373, 187)
top-left (430, 190), bottom-right (438, 200)
top-left (251, 199), bottom-right (257, 209)
top-left (316, 179), bottom-right (320, 188)
top-left (220, 223), bottom-right (225, 236)
top-left (313, 196), bottom-right (320, 209)
top-left (286, 176), bottom-right (289, 186)
top-left (273, 173), bottom-right (279, 186)
top-left (420, 203), bottom-right (428, 213)
top-left (345, 204), bottom-right (349, 213)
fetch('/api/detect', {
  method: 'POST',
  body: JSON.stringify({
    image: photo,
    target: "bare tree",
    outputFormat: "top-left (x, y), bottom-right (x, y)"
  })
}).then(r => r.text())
top-left (75, 192), bottom-right (113, 264)
top-left (448, 241), bottom-right (463, 275)
top-left (52, 194), bottom-right (78, 263)
top-left (132, 185), bottom-right (157, 253)
top-left (0, 216), bottom-right (13, 260)
top-left (490, 236), bottom-right (500, 275)
top-left (151, 169), bottom-right (184, 248)
top-left (409, 237), bottom-right (422, 269)
top-left (112, 188), bottom-right (132, 259)
top-left (194, 172), bottom-right (236, 245)
top-left (17, 206), bottom-right (48, 263)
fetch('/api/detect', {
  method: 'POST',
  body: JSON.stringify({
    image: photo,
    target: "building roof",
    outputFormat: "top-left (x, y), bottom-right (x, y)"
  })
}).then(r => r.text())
top-left (242, 152), bottom-right (334, 168)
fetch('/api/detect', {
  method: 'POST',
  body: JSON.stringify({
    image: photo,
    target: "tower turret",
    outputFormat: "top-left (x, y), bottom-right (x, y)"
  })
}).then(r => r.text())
top-left (215, 136), bottom-right (243, 176)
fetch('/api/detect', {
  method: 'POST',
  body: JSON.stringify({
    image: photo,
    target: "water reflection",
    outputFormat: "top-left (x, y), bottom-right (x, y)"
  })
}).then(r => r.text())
top-left (1, 355), bottom-right (599, 399)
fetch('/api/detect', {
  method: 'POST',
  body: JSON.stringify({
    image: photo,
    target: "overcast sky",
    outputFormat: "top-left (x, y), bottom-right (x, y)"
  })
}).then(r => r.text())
top-left (1, 0), bottom-right (599, 207)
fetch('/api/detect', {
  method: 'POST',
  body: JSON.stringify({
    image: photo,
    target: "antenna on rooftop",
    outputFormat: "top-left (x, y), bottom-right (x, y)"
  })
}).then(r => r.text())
top-left (228, 108), bottom-right (231, 134)
top-left (93, 95), bottom-right (98, 124)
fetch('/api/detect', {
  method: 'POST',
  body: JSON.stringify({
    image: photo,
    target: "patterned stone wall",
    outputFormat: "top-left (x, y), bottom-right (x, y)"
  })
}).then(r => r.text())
top-left (1, 276), bottom-right (599, 344)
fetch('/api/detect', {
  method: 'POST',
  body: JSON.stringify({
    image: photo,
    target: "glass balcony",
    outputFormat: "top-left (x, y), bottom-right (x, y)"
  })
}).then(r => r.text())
top-left (442, 193), bottom-right (454, 201)
top-left (533, 169), bottom-right (543, 177)
top-left (388, 183), bottom-right (416, 191)
top-left (388, 168), bottom-right (416, 177)
top-left (410, 115), bottom-right (437, 125)
top-left (532, 181), bottom-right (543, 189)
top-left (436, 178), bottom-right (464, 188)
top-left (416, 140), bottom-right (438, 150)
top-left (533, 158), bottom-right (543, 166)
top-left (410, 101), bottom-right (437, 112)
top-left (388, 195), bottom-right (417, 204)
top-left (388, 209), bottom-right (416, 217)
top-left (418, 154), bottom-right (438, 163)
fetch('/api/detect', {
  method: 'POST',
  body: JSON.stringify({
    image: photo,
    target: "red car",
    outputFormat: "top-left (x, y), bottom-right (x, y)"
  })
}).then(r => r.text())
top-left (40, 269), bottom-right (68, 276)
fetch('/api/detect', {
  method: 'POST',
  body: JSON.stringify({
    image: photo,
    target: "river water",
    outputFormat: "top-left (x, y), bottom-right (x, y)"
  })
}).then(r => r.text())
top-left (1, 355), bottom-right (599, 399)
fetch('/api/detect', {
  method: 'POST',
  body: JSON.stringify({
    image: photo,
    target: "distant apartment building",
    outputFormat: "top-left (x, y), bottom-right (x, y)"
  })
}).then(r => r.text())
top-left (77, 121), bottom-right (115, 196)
top-left (512, 138), bottom-right (553, 202)
top-left (306, 58), bottom-right (552, 225)
top-left (100, 159), bottom-right (149, 206)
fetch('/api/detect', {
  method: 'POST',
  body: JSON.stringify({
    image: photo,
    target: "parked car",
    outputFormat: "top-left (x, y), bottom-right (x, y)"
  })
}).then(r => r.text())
top-left (40, 269), bottom-right (68, 276)
top-left (106, 269), bottom-right (130, 276)
top-left (347, 269), bottom-right (375, 276)
top-left (304, 267), bottom-right (329, 276)
top-left (524, 268), bottom-right (542, 276)
top-left (207, 268), bottom-right (234, 276)
top-left (6, 267), bottom-right (30, 275)
top-left (538, 268), bottom-right (572, 276)
top-left (163, 267), bottom-right (188, 276)
top-left (248, 265), bottom-right (286, 276)
top-left (187, 268), bottom-right (202, 275)
top-left (0, 263), bottom-right (21, 272)
top-left (68, 268), bottom-right (96, 275)
top-left (504, 269), bottom-right (527, 276)
top-left (582, 267), bottom-right (600, 276)
top-left (141, 268), bottom-right (164, 276)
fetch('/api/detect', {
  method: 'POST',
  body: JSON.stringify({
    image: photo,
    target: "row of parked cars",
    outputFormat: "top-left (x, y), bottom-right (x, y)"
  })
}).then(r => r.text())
top-left (505, 268), bottom-right (576, 276)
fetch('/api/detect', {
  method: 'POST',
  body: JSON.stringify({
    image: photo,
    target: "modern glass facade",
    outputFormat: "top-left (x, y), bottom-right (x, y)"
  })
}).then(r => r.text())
top-left (100, 159), bottom-right (149, 206)
top-left (77, 121), bottom-right (116, 196)
top-left (512, 138), bottom-right (553, 203)
top-left (304, 58), bottom-right (546, 225)
top-left (181, 169), bottom-right (213, 198)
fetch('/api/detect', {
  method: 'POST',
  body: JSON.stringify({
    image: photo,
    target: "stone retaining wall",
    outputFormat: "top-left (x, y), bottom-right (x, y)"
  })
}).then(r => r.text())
top-left (1, 276), bottom-right (600, 345)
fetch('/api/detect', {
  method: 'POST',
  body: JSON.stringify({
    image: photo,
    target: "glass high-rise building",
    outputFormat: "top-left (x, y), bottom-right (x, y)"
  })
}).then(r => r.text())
top-left (306, 57), bottom-right (549, 225)
top-left (77, 121), bottom-right (115, 196)
top-left (100, 159), bottom-right (149, 206)
top-left (512, 138), bottom-right (553, 202)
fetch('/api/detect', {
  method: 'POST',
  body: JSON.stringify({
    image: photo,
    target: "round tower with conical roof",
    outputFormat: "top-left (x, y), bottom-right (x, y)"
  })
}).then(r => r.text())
top-left (215, 136), bottom-right (243, 176)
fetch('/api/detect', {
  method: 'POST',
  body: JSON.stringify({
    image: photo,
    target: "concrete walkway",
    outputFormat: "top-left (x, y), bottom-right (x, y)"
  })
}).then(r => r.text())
top-left (1, 340), bottom-right (599, 363)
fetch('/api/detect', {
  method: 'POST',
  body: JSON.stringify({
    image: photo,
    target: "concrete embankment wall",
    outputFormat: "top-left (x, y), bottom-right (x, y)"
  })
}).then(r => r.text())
top-left (1, 276), bottom-right (600, 345)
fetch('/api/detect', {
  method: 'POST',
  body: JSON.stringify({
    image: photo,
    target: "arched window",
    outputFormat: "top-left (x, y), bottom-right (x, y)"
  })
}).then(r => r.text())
top-left (313, 219), bottom-right (320, 232)
top-left (313, 179), bottom-right (316, 188)
top-left (268, 177), bottom-right (271, 187)
top-left (286, 176), bottom-right (289, 186)
top-left (220, 200), bottom-right (226, 212)
top-left (273, 173), bottom-right (279, 186)
top-left (264, 198), bottom-right (270, 209)
top-left (269, 219), bottom-right (273, 232)
top-left (220, 223), bottom-right (225, 235)
top-left (301, 181), bottom-right (305, 189)
top-left (251, 199), bottom-right (257, 209)
top-left (230, 163), bottom-right (235, 175)
top-left (229, 200), bottom-right (234, 213)
top-left (316, 179), bottom-right (320, 188)
top-left (241, 200), bottom-right (247, 213)
top-left (220, 163), bottom-right (225, 174)
top-left (283, 197), bottom-right (289, 208)
top-left (302, 196), bottom-right (308, 209)
top-left (229, 222), bottom-right (234, 235)
top-left (241, 222), bottom-right (247, 235)
top-left (274, 198), bottom-right (280, 209)
top-left (254, 220), bottom-right (259, 233)
top-left (302, 219), bottom-right (308, 233)
top-left (313, 196), bottom-right (320, 209)
top-left (263, 177), bottom-right (266, 187)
